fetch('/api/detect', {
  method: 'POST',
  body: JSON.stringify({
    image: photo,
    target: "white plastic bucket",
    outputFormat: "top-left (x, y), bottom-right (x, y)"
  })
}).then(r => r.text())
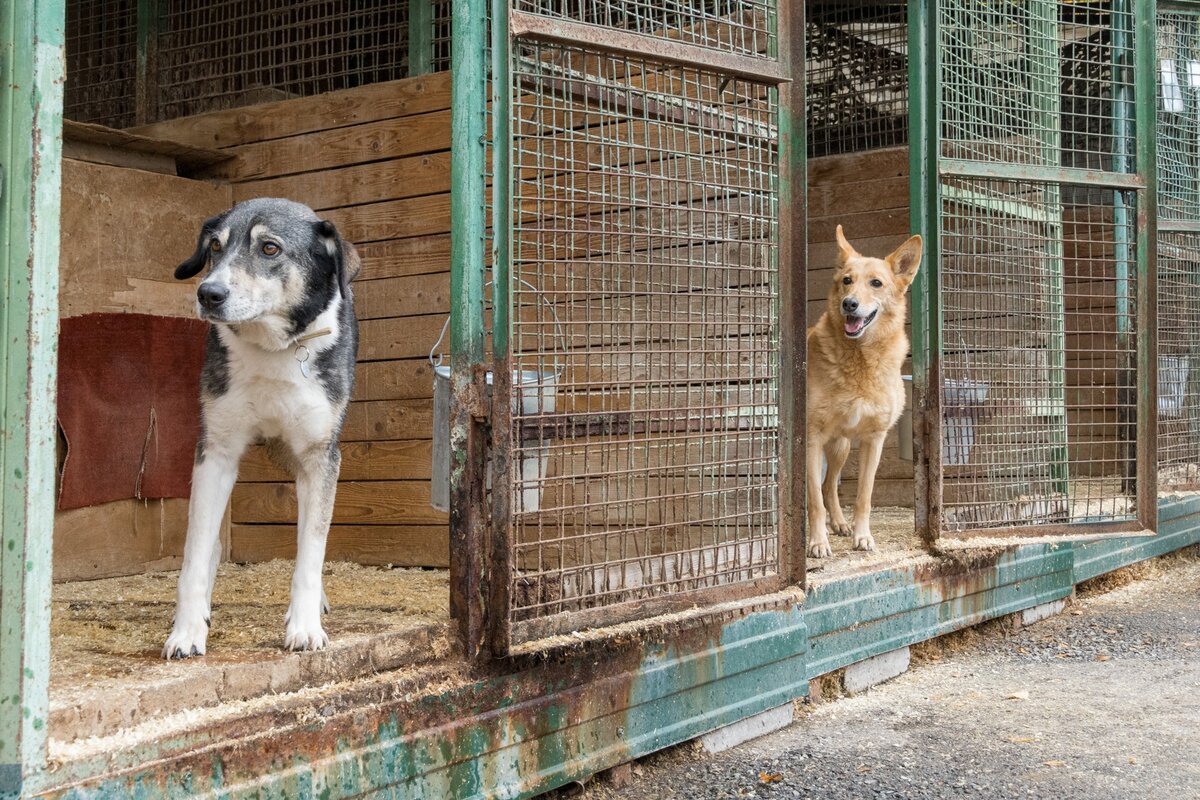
top-left (430, 365), bottom-right (557, 513)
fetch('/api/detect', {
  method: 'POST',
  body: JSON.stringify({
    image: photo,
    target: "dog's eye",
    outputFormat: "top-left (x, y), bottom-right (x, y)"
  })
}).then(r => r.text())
top-left (842, 276), bottom-right (852, 286)
top-left (261, 242), bottom-right (280, 256)
top-left (870, 279), bottom-right (883, 288)
top-left (209, 239), bottom-right (222, 253)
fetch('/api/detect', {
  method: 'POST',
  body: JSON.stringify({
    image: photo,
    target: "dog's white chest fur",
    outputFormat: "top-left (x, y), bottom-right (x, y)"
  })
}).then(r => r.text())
top-left (220, 347), bottom-right (337, 446)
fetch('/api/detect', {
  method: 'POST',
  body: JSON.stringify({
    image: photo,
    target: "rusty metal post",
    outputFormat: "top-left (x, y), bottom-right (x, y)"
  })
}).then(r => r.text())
top-left (449, 0), bottom-right (492, 660)
top-left (488, 0), bottom-right (515, 656)
top-left (908, 0), bottom-right (943, 545)
top-left (1135, 0), bottom-right (1159, 530)
top-left (778, 0), bottom-right (807, 585)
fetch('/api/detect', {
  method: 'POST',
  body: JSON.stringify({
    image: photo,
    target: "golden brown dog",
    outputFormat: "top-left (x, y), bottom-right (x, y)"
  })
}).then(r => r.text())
top-left (806, 226), bottom-right (922, 558)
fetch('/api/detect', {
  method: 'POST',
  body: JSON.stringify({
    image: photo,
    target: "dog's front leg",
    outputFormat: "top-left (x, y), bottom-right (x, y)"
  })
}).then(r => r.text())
top-left (806, 433), bottom-right (832, 558)
top-left (852, 432), bottom-right (887, 552)
top-left (823, 437), bottom-right (852, 536)
top-left (164, 445), bottom-right (241, 658)
top-left (284, 445), bottom-right (340, 651)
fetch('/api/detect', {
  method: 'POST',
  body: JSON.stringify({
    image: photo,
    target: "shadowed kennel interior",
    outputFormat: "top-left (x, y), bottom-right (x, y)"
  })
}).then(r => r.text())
top-left (50, 0), bottom-right (457, 750)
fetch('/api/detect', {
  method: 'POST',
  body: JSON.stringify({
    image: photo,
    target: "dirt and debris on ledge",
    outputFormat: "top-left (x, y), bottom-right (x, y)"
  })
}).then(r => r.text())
top-left (806, 507), bottom-right (926, 582)
top-left (50, 560), bottom-right (450, 743)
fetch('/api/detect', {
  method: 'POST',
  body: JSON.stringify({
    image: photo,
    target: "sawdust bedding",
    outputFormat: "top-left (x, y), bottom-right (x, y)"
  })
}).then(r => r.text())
top-left (805, 506), bottom-right (927, 582)
top-left (51, 560), bottom-right (449, 696)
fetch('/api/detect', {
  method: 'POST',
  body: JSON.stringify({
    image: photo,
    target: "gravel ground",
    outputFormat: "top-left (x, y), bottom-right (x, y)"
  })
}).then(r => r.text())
top-left (563, 550), bottom-right (1200, 800)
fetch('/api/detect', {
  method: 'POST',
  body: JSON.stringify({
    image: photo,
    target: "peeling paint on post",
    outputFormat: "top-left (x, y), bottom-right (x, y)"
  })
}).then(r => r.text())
top-left (0, 0), bottom-right (65, 795)
top-left (449, 0), bottom-right (491, 659)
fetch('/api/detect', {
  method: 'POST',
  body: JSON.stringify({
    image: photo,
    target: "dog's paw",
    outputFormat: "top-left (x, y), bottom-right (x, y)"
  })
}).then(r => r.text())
top-left (284, 612), bottom-right (329, 652)
top-left (829, 519), bottom-right (853, 537)
top-left (853, 531), bottom-right (876, 552)
top-left (807, 539), bottom-right (833, 559)
top-left (162, 618), bottom-right (209, 660)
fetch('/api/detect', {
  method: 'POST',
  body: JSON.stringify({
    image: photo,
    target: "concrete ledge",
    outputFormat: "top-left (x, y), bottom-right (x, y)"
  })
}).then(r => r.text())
top-left (843, 646), bottom-right (911, 694)
top-left (700, 704), bottom-right (794, 754)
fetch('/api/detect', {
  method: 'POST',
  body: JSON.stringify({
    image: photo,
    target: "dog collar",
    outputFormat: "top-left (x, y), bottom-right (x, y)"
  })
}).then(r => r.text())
top-left (294, 327), bottom-right (333, 379)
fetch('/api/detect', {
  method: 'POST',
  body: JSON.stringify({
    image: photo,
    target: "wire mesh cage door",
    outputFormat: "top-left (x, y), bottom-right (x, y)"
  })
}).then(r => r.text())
top-left (910, 0), bottom-right (1158, 544)
top-left (1157, 2), bottom-right (1200, 495)
top-left (488, 0), bottom-right (803, 650)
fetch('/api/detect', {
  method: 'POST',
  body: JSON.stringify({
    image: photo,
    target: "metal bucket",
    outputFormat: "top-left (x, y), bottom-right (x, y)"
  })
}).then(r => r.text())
top-left (899, 375), bottom-right (914, 461)
top-left (1159, 355), bottom-right (1189, 418)
top-left (430, 365), bottom-right (557, 513)
top-left (898, 375), bottom-right (988, 465)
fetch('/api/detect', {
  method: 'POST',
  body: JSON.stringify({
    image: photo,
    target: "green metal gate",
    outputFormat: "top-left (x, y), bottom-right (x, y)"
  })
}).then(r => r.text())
top-left (1157, 1), bottom-right (1200, 494)
top-left (910, 0), bottom-right (1158, 543)
top-left (464, 0), bottom-right (804, 653)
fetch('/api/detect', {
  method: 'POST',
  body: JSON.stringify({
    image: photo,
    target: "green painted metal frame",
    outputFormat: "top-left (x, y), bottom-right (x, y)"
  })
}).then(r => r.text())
top-left (449, 0), bottom-right (493, 659)
top-left (490, 0), bottom-right (805, 649)
top-left (908, 0), bottom-right (941, 543)
top-left (1136, 0), bottom-right (1161, 526)
top-left (0, 0), bottom-right (64, 796)
top-left (409, 0), bottom-right (435, 76)
top-left (780, 0), bottom-right (808, 587)
top-left (489, 0), bottom-right (516, 656)
top-left (910, 0), bottom-right (1160, 542)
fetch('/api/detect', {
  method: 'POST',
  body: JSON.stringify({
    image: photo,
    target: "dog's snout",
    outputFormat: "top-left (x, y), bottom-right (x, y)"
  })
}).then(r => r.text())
top-left (198, 283), bottom-right (229, 310)
top-left (842, 296), bottom-right (859, 315)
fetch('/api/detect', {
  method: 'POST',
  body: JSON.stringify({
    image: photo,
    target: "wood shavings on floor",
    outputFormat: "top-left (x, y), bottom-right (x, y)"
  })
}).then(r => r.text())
top-left (806, 507), bottom-right (926, 582)
top-left (50, 560), bottom-right (450, 743)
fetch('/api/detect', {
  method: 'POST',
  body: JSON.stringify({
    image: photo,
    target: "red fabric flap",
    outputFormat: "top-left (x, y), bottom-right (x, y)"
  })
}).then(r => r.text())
top-left (57, 313), bottom-right (208, 510)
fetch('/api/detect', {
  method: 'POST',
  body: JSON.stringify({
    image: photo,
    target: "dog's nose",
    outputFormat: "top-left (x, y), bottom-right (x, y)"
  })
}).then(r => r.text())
top-left (198, 283), bottom-right (229, 310)
top-left (842, 297), bottom-right (859, 314)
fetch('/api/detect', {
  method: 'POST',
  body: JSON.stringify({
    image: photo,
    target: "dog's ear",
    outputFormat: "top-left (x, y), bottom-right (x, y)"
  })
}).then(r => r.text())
top-left (835, 224), bottom-right (860, 262)
top-left (174, 212), bottom-right (228, 280)
top-left (341, 239), bottom-right (363, 286)
top-left (315, 219), bottom-right (355, 299)
top-left (886, 234), bottom-right (923, 288)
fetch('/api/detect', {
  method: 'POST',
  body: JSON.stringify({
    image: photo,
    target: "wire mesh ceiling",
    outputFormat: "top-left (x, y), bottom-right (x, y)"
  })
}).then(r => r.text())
top-left (64, 0), bottom-right (138, 128)
top-left (805, 2), bottom-right (908, 158)
top-left (63, 0), bottom-right (418, 127)
top-left (1156, 8), bottom-right (1200, 494)
top-left (157, 0), bottom-right (410, 120)
top-left (505, 42), bottom-right (781, 622)
top-left (935, 0), bottom-right (1141, 533)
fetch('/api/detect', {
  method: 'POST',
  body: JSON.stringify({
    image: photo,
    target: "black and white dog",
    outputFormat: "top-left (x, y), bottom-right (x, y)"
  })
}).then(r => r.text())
top-left (164, 198), bottom-right (360, 658)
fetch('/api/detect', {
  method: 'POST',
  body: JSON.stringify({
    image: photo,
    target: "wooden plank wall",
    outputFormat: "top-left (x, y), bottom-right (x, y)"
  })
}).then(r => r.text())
top-left (134, 72), bottom-right (455, 568)
top-left (806, 146), bottom-right (916, 507)
top-left (1062, 203), bottom-right (1130, 479)
top-left (55, 157), bottom-right (233, 581)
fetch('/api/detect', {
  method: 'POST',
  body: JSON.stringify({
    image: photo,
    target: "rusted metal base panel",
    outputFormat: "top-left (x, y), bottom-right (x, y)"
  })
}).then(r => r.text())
top-left (1071, 495), bottom-right (1200, 584)
top-left (804, 545), bottom-right (1075, 679)
top-left (25, 501), bottom-right (1200, 799)
top-left (31, 606), bottom-right (807, 800)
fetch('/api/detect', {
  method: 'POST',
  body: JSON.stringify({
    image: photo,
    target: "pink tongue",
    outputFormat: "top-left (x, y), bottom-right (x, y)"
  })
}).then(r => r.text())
top-left (845, 318), bottom-right (865, 334)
